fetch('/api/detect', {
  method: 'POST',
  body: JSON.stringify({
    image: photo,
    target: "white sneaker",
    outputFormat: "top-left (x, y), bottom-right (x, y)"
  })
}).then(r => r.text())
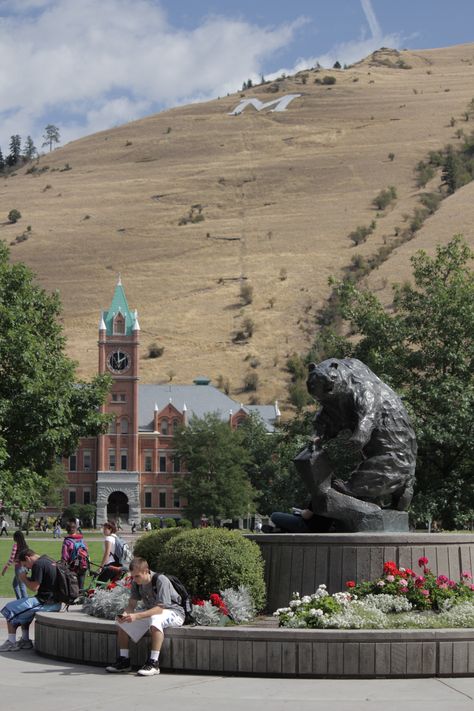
top-left (0, 640), bottom-right (19, 651)
top-left (137, 659), bottom-right (160, 676)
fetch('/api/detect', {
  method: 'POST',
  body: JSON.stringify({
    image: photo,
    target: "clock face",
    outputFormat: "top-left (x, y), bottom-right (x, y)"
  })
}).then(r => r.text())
top-left (107, 350), bottom-right (130, 373)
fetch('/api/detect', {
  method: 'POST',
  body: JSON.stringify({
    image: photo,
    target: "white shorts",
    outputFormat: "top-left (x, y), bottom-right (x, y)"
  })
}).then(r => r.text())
top-left (116, 609), bottom-right (184, 643)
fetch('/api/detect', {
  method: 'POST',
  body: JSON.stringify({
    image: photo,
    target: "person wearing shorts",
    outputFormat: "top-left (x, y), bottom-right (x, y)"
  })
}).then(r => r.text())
top-left (0, 549), bottom-right (61, 652)
top-left (105, 556), bottom-right (184, 676)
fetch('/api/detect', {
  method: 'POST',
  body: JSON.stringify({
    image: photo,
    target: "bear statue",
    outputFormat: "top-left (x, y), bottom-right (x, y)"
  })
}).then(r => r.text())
top-left (306, 357), bottom-right (417, 511)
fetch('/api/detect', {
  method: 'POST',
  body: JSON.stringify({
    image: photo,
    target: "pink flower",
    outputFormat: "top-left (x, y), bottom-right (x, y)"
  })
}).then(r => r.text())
top-left (377, 580), bottom-right (385, 587)
top-left (462, 571), bottom-right (472, 579)
top-left (448, 580), bottom-right (456, 588)
top-left (418, 556), bottom-right (429, 567)
top-left (470, 585), bottom-right (474, 591)
top-left (421, 589), bottom-right (430, 597)
top-left (436, 575), bottom-right (449, 584)
top-left (438, 583), bottom-right (448, 590)
top-left (398, 578), bottom-right (408, 587)
top-left (386, 575), bottom-right (395, 583)
top-left (415, 576), bottom-right (425, 588)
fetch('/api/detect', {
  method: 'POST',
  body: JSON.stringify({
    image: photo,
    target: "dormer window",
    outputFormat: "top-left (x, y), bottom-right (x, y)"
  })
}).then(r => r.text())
top-left (113, 312), bottom-right (126, 335)
top-left (161, 418), bottom-right (169, 435)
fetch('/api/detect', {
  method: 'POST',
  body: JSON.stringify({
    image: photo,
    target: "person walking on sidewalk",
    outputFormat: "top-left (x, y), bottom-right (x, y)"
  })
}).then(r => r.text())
top-left (1, 530), bottom-right (28, 599)
top-left (105, 556), bottom-right (184, 676)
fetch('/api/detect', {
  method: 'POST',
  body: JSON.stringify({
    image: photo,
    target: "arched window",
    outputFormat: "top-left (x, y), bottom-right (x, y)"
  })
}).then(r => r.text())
top-left (113, 312), bottom-right (125, 335)
top-left (120, 417), bottom-right (129, 434)
top-left (172, 417), bottom-right (179, 434)
top-left (108, 419), bottom-right (116, 434)
top-left (161, 418), bottom-right (169, 435)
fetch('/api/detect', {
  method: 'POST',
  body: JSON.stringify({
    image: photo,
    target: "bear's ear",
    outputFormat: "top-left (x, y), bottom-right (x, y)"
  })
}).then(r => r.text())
top-left (308, 363), bottom-right (317, 372)
top-left (329, 362), bottom-right (339, 370)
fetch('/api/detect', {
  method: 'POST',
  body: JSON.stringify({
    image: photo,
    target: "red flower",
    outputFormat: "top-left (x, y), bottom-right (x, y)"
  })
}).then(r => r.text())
top-left (346, 580), bottom-right (356, 588)
top-left (192, 597), bottom-right (205, 606)
top-left (383, 561), bottom-right (401, 576)
top-left (405, 568), bottom-right (415, 577)
top-left (418, 556), bottom-right (429, 567)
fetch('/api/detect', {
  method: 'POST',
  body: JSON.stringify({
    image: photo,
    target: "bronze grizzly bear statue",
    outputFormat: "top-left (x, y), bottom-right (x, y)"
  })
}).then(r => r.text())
top-left (306, 358), bottom-right (417, 511)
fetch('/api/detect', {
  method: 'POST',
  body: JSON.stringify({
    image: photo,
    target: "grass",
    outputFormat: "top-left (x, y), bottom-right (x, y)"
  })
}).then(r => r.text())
top-left (0, 539), bottom-right (104, 597)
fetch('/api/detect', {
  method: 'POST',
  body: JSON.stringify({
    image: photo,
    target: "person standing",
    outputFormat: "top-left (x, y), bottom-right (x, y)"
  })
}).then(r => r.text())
top-left (0, 549), bottom-right (61, 651)
top-left (105, 557), bottom-right (184, 676)
top-left (97, 521), bottom-right (119, 582)
top-left (61, 520), bottom-right (89, 591)
top-left (1, 530), bottom-right (28, 599)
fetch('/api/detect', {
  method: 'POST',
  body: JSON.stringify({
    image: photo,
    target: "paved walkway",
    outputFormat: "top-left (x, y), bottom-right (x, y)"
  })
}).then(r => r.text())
top-left (1, 599), bottom-right (474, 711)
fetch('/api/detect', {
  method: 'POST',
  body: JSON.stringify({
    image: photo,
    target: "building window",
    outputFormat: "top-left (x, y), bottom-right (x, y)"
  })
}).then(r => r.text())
top-left (173, 493), bottom-right (180, 508)
top-left (83, 490), bottom-right (91, 505)
top-left (144, 490), bottom-right (152, 508)
top-left (113, 312), bottom-right (125, 335)
top-left (172, 417), bottom-right (179, 434)
top-left (69, 490), bottom-right (76, 505)
top-left (120, 449), bottom-right (128, 470)
top-left (144, 452), bottom-right (152, 472)
top-left (120, 418), bottom-right (129, 434)
top-left (161, 418), bottom-right (168, 435)
top-left (173, 456), bottom-right (181, 473)
top-left (109, 449), bottom-right (116, 470)
top-left (108, 419), bottom-right (116, 434)
top-left (112, 393), bottom-right (126, 403)
top-left (69, 454), bottom-right (77, 472)
top-left (159, 491), bottom-right (166, 508)
top-left (83, 450), bottom-right (91, 471)
top-left (159, 456), bottom-right (167, 473)
top-left (112, 393), bottom-right (118, 402)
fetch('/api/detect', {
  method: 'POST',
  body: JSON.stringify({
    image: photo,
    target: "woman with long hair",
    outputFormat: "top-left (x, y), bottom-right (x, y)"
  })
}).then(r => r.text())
top-left (97, 521), bottom-right (119, 583)
top-left (1, 530), bottom-right (28, 598)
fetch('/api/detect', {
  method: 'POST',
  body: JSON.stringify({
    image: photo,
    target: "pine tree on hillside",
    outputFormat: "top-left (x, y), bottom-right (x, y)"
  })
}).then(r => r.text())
top-left (42, 124), bottom-right (60, 152)
top-left (22, 135), bottom-right (37, 161)
top-left (7, 134), bottom-right (21, 166)
top-left (0, 148), bottom-right (4, 172)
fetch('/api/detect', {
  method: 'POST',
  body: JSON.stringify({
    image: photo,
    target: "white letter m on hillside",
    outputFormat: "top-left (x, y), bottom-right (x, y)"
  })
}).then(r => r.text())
top-left (229, 94), bottom-right (301, 116)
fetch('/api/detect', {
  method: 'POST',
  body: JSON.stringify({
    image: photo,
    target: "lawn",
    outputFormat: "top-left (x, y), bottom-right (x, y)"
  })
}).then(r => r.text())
top-left (0, 539), bottom-right (105, 597)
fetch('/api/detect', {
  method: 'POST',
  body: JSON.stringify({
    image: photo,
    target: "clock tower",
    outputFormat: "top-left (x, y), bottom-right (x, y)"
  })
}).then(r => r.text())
top-left (96, 276), bottom-right (141, 526)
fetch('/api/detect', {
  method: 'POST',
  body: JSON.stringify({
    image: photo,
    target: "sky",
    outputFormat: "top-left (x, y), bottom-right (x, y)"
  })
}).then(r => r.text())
top-left (1, 0), bottom-right (474, 151)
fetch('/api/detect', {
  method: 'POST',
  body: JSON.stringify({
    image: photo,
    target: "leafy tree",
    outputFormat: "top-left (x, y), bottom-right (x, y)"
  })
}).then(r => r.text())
top-left (22, 136), bottom-right (37, 161)
top-left (7, 209), bottom-right (21, 223)
top-left (315, 236), bottom-right (474, 528)
top-left (441, 146), bottom-right (470, 194)
top-left (7, 135), bottom-right (21, 166)
top-left (174, 413), bottom-right (256, 521)
top-left (0, 242), bottom-right (111, 514)
top-left (42, 124), bottom-right (61, 152)
top-left (0, 148), bottom-right (4, 172)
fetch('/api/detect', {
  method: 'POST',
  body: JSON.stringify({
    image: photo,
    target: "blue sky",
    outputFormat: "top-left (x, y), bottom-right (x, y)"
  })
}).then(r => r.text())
top-left (1, 0), bottom-right (473, 151)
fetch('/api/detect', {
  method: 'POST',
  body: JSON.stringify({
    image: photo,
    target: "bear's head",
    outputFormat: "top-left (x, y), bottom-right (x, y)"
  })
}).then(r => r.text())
top-left (306, 359), bottom-right (349, 401)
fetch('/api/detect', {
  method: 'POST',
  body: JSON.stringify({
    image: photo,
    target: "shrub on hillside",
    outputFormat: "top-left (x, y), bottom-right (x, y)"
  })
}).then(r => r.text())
top-left (372, 186), bottom-right (397, 211)
top-left (156, 528), bottom-right (266, 609)
top-left (8, 209), bottom-right (21, 223)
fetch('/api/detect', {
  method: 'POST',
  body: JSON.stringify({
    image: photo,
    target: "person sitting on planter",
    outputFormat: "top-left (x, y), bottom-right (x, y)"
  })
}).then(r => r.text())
top-left (0, 549), bottom-right (61, 651)
top-left (269, 502), bottom-right (334, 533)
top-left (105, 556), bottom-right (184, 676)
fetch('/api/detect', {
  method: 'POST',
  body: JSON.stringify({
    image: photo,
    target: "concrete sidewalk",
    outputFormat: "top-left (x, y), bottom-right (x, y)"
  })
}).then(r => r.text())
top-left (1, 598), bottom-right (474, 711)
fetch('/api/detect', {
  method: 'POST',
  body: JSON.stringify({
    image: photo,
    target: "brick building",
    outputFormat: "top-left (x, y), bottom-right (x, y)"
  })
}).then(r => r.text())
top-left (63, 279), bottom-right (280, 525)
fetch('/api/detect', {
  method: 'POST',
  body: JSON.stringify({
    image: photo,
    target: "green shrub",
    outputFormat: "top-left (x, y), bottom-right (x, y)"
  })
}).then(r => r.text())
top-left (240, 282), bottom-right (253, 305)
top-left (372, 186), bottom-right (397, 211)
top-left (8, 209), bottom-right (21, 223)
top-left (163, 517), bottom-right (177, 528)
top-left (148, 342), bottom-right (164, 358)
top-left (419, 192), bottom-right (442, 214)
top-left (415, 161), bottom-right (435, 188)
top-left (243, 371), bottom-right (259, 391)
top-left (316, 75), bottom-right (336, 85)
top-left (133, 528), bottom-right (182, 570)
top-left (177, 518), bottom-right (192, 528)
top-left (157, 528), bottom-right (266, 609)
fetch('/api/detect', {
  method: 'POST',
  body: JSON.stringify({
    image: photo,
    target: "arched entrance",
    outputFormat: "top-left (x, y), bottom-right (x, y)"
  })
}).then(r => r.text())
top-left (107, 491), bottom-right (129, 523)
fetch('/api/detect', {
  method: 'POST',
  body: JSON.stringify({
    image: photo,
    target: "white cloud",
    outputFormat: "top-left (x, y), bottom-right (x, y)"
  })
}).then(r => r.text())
top-left (0, 0), bottom-right (303, 147)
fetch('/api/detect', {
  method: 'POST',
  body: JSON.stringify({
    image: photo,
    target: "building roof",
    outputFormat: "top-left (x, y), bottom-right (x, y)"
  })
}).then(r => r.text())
top-left (138, 384), bottom-right (278, 432)
top-left (102, 276), bottom-right (136, 336)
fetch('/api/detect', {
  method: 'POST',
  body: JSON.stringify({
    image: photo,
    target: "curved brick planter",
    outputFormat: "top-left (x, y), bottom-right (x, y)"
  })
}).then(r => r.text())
top-left (247, 533), bottom-right (474, 613)
top-left (35, 609), bottom-right (474, 677)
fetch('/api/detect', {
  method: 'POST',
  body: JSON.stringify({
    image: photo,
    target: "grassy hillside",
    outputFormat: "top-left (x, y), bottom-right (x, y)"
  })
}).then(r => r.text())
top-left (1, 44), bottom-right (474, 407)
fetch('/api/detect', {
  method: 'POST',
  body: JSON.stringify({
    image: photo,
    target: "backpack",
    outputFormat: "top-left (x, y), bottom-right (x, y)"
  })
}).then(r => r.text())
top-left (53, 559), bottom-right (80, 604)
top-left (112, 535), bottom-right (133, 568)
top-left (64, 537), bottom-right (89, 572)
top-left (152, 573), bottom-right (194, 625)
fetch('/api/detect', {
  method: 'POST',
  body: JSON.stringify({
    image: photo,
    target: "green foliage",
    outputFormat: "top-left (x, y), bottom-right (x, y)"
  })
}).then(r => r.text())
top-left (348, 222), bottom-right (375, 246)
top-left (42, 124), bottom-right (61, 152)
top-left (415, 160), bottom-right (435, 187)
top-left (163, 517), bottom-right (177, 528)
top-left (7, 209), bottom-right (21, 223)
top-left (61, 503), bottom-right (96, 527)
top-left (388, 152), bottom-right (395, 161)
top-left (154, 528), bottom-right (266, 609)
top-left (0, 243), bottom-right (110, 514)
top-left (315, 75), bottom-right (336, 85)
top-left (131, 529), bottom-right (182, 569)
top-left (372, 186), bottom-right (397, 211)
top-left (177, 517), bottom-right (192, 528)
top-left (418, 192), bottom-right (442, 214)
top-left (243, 371), bottom-right (259, 391)
top-left (174, 413), bottom-right (257, 521)
top-left (315, 237), bottom-right (474, 528)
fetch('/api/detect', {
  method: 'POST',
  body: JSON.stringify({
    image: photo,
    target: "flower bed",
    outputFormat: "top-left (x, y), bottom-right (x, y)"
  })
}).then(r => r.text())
top-left (275, 558), bottom-right (474, 629)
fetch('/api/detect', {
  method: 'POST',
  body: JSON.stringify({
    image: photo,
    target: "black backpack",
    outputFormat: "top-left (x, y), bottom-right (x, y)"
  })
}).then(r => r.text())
top-left (152, 573), bottom-right (194, 624)
top-left (53, 559), bottom-right (80, 604)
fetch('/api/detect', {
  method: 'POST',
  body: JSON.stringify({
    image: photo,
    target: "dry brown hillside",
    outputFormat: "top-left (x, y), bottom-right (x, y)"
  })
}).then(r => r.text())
top-left (1, 44), bottom-right (474, 407)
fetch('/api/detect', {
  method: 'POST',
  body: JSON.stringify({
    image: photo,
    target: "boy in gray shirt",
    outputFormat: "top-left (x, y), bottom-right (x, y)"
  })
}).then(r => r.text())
top-left (106, 556), bottom-right (184, 676)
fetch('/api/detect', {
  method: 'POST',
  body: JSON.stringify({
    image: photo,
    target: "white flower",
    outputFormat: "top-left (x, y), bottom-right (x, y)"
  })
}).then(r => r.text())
top-left (309, 608), bottom-right (324, 617)
top-left (290, 599), bottom-right (302, 608)
top-left (301, 595), bottom-right (311, 603)
top-left (287, 611), bottom-right (294, 618)
top-left (318, 584), bottom-right (327, 590)
top-left (377, 581), bottom-right (385, 587)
